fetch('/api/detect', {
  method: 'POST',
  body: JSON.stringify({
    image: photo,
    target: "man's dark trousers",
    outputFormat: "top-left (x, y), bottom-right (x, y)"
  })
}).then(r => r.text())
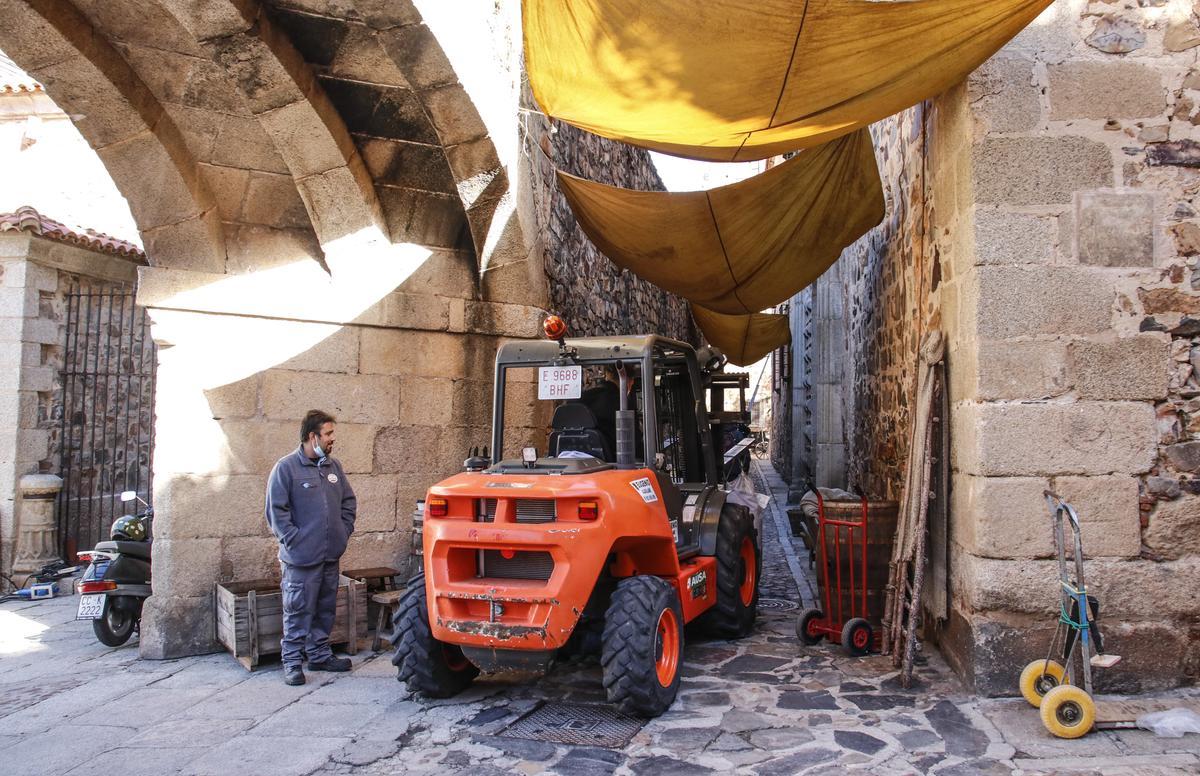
top-left (280, 560), bottom-right (339, 667)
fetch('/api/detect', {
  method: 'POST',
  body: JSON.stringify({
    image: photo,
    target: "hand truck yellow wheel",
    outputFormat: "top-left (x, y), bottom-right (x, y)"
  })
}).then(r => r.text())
top-left (1040, 684), bottom-right (1095, 739)
top-left (1018, 659), bottom-right (1067, 708)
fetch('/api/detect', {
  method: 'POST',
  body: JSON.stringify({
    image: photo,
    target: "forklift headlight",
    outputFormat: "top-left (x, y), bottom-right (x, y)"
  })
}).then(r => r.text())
top-left (427, 497), bottom-right (448, 518)
top-left (578, 501), bottom-right (599, 520)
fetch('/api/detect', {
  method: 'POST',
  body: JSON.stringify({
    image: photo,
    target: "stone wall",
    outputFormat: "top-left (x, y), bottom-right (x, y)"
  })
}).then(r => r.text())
top-left (839, 106), bottom-right (937, 499)
top-left (945, 0), bottom-right (1200, 694)
top-left (778, 0), bottom-right (1200, 694)
top-left (0, 230), bottom-right (141, 583)
top-left (530, 118), bottom-right (696, 342)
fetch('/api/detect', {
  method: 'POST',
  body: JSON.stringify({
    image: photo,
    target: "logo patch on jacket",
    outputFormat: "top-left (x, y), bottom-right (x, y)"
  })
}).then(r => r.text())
top-left (327, 473), bottom-right (339, 484)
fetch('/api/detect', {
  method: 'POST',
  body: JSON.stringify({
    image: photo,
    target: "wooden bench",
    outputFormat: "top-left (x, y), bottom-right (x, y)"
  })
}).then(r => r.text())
top-left (342, 566), bottom-right (401, 592)
top-left (371, 588), bottom-right (407, 652)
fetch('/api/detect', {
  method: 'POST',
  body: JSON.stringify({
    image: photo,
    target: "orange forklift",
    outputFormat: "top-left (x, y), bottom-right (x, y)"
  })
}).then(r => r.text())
top-left (391, 316), bottom-right (761, 716)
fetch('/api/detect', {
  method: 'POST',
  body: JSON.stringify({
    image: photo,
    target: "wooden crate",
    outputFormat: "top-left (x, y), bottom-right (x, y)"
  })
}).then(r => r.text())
top-left (215, 575), bottom-right (368, 670)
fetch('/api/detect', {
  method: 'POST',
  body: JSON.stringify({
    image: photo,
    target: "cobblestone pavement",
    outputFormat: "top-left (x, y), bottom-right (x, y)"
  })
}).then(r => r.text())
top-left (2, 460), bottom-right (1199, 775)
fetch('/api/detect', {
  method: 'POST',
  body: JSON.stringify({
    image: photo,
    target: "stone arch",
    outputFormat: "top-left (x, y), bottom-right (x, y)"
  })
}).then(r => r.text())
top-left (0, 0), bottom-right (229, 272)
top-left (162, 0), bottom-right (510, 263)
top-left (359, 0), bottom-right (510, 261)
top-left (157, 0), bottom-right (388, 251)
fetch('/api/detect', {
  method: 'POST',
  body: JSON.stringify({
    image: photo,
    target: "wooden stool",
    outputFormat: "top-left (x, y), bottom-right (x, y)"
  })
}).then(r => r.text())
top-left (371, 589), bottom-right (406, 652)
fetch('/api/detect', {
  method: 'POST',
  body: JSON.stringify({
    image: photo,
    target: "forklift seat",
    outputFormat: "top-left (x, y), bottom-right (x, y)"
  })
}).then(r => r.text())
top-left (549, 403), bottom-right (612, 461)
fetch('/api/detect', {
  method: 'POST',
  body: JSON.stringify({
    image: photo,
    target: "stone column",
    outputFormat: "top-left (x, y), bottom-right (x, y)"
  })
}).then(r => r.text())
top-left (813, 268), bottom-right (848, 490)
top-left (12, 473), bottom-right (63, 576)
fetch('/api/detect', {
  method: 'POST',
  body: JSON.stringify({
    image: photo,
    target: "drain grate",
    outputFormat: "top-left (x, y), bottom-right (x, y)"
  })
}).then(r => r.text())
top-left (759, 597), bottom-right (799, 612)
top-left (500, 702), bottom-right (645, 749)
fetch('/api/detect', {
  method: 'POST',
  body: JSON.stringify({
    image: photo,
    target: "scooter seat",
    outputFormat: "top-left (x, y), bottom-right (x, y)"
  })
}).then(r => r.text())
top-left (94, 540), bottom-right (151, 560)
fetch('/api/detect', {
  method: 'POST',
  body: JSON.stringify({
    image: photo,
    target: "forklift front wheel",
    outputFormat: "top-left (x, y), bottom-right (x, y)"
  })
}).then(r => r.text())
top-left (1040, 684), bottom-right (1095, 739)
top-left (1019, 659), bottom-right (1067, 708)
top-left (696, 504), bottom-right (760, 638)
top-left (796, 608), bottom-right (825, 646)
top-left (841, 617), bottom-right (872, 657)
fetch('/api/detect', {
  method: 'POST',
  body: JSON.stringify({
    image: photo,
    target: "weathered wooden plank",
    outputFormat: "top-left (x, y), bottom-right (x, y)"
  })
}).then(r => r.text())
top-left (248, 589), bottom-right (258, 667)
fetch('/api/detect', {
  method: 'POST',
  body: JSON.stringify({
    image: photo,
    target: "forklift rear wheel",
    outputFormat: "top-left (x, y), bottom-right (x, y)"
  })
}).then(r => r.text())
top-left (841, 617), bottom-right (872, 657)
top-left (1019, 659), bottom-right (1067, 708)
top-left (601, 575), bottom-right (684, 717)
top-left (796, 608), bottom-right (825, 646)
top-left (391, 573), bottom-right (479, 698)
top-left (1040, 684), bottom-right (1095, 739)
top-left (696, 504), bottom-right (760, 638)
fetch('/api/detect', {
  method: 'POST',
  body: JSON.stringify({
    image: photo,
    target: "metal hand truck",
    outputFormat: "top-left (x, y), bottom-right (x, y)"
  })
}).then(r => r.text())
top-left (795, 490), bottom-right (874, 656)
top-left (1018, 491), bottom-right (1122, 739)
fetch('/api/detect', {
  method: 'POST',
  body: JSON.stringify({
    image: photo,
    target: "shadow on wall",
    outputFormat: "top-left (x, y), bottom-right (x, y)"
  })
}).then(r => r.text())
top-left (147, 238), bottom-right (440, 621)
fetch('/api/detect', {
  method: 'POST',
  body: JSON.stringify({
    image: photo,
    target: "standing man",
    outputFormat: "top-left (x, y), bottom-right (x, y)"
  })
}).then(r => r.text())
top-left (266, 409), bottom-right (357, 685)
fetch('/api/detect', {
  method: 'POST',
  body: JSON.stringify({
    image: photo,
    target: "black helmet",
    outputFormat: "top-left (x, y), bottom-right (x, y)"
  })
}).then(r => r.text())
top-left (110, 514), bottom-right (146, 541)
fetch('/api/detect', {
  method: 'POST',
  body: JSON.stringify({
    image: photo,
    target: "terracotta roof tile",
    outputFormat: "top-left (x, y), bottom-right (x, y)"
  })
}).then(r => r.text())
top-left (0, 206), bottom-right (146, 261)
top-left (0, 52), bottom-right (41, 94)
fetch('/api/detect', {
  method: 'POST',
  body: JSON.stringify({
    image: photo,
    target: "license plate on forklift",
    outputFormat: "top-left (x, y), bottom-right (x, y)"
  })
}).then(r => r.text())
top-left (538, 365), bottom-right (582, 400)
top-left (77, 594), bottom-right (105, 620)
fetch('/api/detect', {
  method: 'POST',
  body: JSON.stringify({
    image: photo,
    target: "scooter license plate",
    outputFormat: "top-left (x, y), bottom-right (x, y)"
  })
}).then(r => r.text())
top-left (77, 594), bottom-right (105, 620)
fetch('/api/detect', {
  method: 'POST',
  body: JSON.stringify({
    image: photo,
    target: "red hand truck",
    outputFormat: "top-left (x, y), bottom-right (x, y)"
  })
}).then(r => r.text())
top-left (795, 490), bottom-right (875, 656)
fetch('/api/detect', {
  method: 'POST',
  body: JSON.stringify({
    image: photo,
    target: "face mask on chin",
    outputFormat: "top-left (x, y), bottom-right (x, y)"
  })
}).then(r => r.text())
top-left (311, 435), bottom-right (327, 460)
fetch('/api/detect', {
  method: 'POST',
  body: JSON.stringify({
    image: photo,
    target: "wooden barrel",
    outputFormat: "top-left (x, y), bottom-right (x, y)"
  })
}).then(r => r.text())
top-left (812, 499), bottom-right (898, 631)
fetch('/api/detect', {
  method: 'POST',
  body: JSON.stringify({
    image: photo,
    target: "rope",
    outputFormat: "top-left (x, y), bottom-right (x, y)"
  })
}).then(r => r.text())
top-left (1059, 604), bottom-right (1085, 630)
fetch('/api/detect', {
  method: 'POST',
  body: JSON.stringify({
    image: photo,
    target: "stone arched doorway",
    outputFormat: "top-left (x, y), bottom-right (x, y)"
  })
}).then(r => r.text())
top-left (0, 0), bottom-right (544, 657)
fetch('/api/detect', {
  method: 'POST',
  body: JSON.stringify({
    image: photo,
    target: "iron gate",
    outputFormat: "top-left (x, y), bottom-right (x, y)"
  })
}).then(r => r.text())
top-left (57, 285), bottom-right (156, 559)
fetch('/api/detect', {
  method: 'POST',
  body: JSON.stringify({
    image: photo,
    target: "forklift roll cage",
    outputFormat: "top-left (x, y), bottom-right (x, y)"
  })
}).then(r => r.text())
top-left (489, 335), bottom-right (719, 487)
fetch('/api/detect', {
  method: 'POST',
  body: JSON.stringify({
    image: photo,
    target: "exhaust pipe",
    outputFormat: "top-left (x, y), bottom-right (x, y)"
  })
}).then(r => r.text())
top-left (616, 362), bottom-right (635, 470)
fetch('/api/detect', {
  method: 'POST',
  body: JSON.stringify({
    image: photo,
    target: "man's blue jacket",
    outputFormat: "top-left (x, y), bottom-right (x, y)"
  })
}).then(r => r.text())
top-left (265, 446), bottom-right (357, 566)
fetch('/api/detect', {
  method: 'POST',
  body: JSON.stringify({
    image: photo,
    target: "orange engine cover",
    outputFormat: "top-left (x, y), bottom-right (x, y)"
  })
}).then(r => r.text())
top-left (422, 467), bottom-right (712, 652)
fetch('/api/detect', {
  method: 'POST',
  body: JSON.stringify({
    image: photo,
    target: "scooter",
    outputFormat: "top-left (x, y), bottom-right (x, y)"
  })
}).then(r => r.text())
top-left (76, 490), bottom-right (152, 647)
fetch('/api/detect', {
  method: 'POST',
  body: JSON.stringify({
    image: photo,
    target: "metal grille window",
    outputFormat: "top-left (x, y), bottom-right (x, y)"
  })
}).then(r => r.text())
top-left (57, 286), bottom-right (156, 558)
top-left (479, 550), bottom-right (554, 580)
top-left (477, 498), bottom-right (557, 523)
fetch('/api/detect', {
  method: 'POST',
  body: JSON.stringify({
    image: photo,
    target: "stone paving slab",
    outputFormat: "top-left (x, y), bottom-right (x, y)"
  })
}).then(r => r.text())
top-left (6, 723), bottom-right (140, 776)
top-left (182, 735), bottom-right (353, 776)
top-left (63, 745), bottom-right (207, 776)
top-left (1, 459), bottom-right (1198, 775)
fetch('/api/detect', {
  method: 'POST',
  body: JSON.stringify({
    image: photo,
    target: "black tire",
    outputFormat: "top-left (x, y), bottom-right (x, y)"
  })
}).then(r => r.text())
top-left (600, 575), bottom-right (684, 717)
top-left (92, 596), bottom-right (137, 647)
top-left (841, 617), bottom-right (872, 657)
top-left (796, 608), bottom-right (825, 646)
top-left (391, 573), bottom-right (479, 698)
top-left (695, 504), bottom-right (760, 638)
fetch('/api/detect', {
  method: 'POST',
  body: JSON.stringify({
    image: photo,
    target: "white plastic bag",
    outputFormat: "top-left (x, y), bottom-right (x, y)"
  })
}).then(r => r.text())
top-left (724, 472), bottom-right (770, 536)
top-left (1136, 708), bottom-right (1200, 738)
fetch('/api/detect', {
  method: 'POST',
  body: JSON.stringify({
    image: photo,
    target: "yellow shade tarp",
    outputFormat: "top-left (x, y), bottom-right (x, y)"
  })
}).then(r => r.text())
top-left (692, 307), bottom-right (791, 366)
top-left (557, 128), bottom-right (883, 317)
top-left (525, 0), bottom-right (1053, 161)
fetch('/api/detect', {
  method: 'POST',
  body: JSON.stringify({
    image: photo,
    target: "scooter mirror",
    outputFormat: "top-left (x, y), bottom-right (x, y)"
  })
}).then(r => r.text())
top-left (119, 490), bottom-right (137, 502)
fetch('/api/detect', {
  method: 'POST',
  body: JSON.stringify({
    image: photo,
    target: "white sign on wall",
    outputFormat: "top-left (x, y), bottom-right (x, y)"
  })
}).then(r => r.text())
top-left (538, 365), bottom-right (582, 400)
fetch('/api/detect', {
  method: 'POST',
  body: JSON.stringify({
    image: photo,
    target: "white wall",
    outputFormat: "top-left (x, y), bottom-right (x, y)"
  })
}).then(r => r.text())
top-left (0, 88), bottom-right (140, 245)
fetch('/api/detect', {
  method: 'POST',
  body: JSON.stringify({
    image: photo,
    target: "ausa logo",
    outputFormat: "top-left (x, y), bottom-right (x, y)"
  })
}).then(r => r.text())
top-left (687, 569), bottom-right (708, 600)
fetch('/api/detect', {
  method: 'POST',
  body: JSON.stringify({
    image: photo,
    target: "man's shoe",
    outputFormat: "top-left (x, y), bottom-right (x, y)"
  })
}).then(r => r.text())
top-left (283, 666), bottom-right (306, 686)
top-left (308, 655), bottom-right (352, 672)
